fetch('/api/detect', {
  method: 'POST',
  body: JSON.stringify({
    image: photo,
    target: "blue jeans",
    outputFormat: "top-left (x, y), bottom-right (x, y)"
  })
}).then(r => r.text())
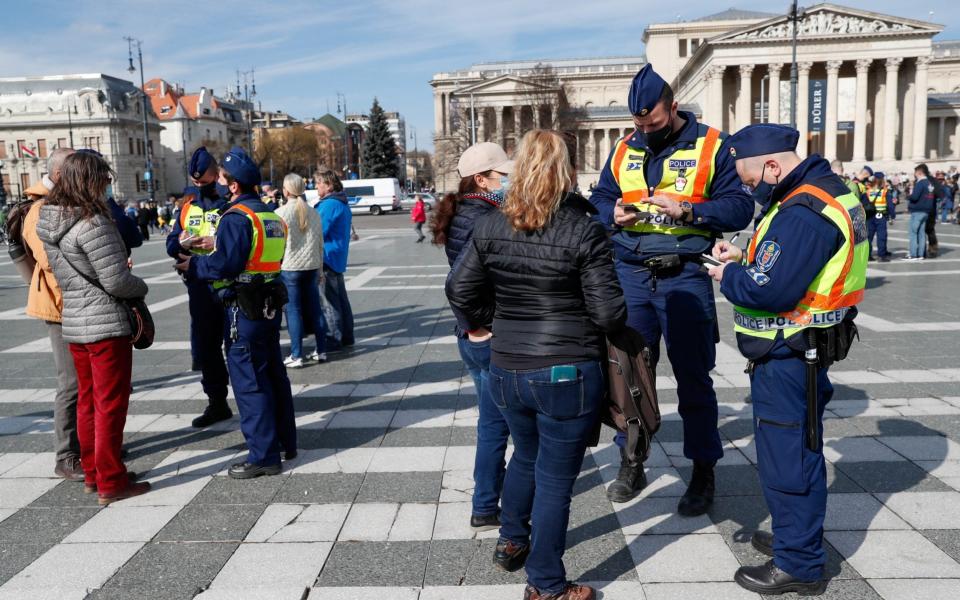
top-left (281, 270), bottom-right (327, 359)
top-left (867, 215), bottom-right (888, 258)
top-left (489, 360), bottom-right (604, 594)
top-left (458, 336), bottom-right (508, 517)
top-left (323, 267), bottom-right (355, 347)
top-left (909, 212), bottom-right (928, 258)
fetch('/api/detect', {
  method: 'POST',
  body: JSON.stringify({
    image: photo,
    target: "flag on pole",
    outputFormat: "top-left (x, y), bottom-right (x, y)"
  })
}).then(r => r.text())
top-left (20, 145), bottom-right (37, 159)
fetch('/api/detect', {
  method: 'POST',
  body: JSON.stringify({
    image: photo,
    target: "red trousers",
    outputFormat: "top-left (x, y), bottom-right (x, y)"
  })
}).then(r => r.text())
top-left (69, 337), bottom-right (133, 495)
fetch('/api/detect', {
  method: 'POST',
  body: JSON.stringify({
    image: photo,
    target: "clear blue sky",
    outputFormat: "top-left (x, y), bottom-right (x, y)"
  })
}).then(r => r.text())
top-left (4, 1), bottom-right (955, 152)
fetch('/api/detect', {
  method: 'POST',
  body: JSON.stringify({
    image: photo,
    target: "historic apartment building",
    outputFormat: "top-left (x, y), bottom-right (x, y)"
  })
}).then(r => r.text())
top-left (0, 74), bottom-right (165, 202)
top-left (431, 3), bottom-right (960, 191)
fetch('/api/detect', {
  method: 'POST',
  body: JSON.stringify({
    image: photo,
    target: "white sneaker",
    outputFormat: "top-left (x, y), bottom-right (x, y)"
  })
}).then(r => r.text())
top-left (284, 356), bottom-right (304, 369)
top-left (307, 351), bottom-right (328, 363)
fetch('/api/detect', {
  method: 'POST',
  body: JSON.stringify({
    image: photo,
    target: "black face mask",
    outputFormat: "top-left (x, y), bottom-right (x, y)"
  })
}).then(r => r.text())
top-left (644, 121), bottom-right (673, 153)
top-left (199, 181), bottom-right (217, 199)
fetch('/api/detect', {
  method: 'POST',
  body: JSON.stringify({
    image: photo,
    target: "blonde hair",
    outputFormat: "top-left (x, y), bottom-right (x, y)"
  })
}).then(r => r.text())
top-left (502, 130), bottom-right (572, 232)
top-left (283, 173), bottom-right (309, 232)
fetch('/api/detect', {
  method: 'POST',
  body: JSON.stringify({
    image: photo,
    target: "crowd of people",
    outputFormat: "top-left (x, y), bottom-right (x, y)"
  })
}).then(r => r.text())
top-left (2, 61), bottom-right (936, 599)
top-left (7, 144), bottom-right (357, 501)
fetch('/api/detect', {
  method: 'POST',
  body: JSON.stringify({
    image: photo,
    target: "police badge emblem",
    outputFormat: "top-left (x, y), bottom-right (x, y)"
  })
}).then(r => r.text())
top-left (675, 168), bottom-right (687, 192)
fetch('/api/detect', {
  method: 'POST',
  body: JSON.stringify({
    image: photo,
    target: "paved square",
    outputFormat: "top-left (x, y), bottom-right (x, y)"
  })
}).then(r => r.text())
top-left (2, 216), bottom-right (960, 598)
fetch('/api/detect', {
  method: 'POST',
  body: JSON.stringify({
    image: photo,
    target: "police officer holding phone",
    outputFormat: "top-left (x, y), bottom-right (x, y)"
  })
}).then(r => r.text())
top-left (707, 124), bottom-right (867, 595)
top-left (589, 64), bottom-right (754, 514)
top-left (175, 147), bottom-right (296, 479)
top-left (167, 147), bottom-right (231, 428)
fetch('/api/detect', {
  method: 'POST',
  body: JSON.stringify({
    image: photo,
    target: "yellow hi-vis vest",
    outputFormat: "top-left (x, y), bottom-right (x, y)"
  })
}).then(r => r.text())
top-left (179, 197), bottom-right (221, 256)
top-left (733, 184), bottom-right (869, 340)
top-left (611, 124), bottom-right (722, 237)
top-left (868, 187), bottom-right (888, 214)
top-left (213, 204), bottom-right (287, 290)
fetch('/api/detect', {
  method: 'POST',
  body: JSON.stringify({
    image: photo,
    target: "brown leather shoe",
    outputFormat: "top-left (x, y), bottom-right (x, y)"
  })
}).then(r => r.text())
top-left (96, 480), bottom-right (150, 505)
top-left (54, 457), bottom-right (85, 481)
top-left (84, 472), bottom-right (139, 494)
top-left (523, 582), bottom-right (596, 600)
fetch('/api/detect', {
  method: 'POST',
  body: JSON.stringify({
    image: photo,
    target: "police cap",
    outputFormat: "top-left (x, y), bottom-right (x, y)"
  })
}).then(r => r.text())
top-left (189, 146), bottom-right (216, 180)
top-left (222, 146), bottom-right (261, 186)
top-left (628, 65), bottom-right (667, 117)
top-left (728, 124), bottom-right (799, 160)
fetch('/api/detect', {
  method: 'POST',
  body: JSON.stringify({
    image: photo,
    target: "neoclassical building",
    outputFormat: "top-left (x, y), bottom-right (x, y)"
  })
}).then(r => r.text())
top-left (431, 3), bottom-right (960, 191)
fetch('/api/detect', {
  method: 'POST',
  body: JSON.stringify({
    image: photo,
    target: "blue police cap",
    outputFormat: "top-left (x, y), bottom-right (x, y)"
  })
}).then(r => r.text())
top-left (728, 124), bottom-right (799, 160)
top-left (189, 146), bottom-right (215, 180)
top-left (222, 146), bottom-right (261, 186)
top-left (628, 65), bottom-right (667, 117)
top-left (861, 165), bottom-right (874, 176)
top-left (874, 171), bottom-right (885, 179)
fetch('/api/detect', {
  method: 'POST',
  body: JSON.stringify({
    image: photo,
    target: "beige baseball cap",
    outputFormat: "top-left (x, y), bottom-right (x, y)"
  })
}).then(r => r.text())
top-left (457, 142), bottom-right (514, 178)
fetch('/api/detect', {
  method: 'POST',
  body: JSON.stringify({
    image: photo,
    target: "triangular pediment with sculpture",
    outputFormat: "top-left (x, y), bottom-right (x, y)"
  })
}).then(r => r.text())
top-left (453, 74), bottom-right (559, 97)
top-left (711, 3), bottom-right (942, 44)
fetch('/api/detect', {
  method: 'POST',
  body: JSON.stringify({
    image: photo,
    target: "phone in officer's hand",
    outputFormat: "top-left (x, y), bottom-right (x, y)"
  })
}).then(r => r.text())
top-left (550, 365), bottom-right (578, 383)
top-left (620, 204), bottom-right (640, 213)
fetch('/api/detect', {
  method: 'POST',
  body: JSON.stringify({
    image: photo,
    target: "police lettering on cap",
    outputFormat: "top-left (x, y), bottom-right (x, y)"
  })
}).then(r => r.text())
top-left (628, 65), bottom-right (667, 117)
top-left (727, 124), bottom-right (799, 160)
top-left (189, 146), bottom-right (215, 180)
top-left (222, 146), bottom-right (261, 186)
top-left (457, 142), bottom-right (514, 178)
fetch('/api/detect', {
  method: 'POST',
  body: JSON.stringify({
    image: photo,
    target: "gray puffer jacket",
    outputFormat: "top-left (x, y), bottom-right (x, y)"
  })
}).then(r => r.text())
top-left (37, 205), bottom-right (148, 344)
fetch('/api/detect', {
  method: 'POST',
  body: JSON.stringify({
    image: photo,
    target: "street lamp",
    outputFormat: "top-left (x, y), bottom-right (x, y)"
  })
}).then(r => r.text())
top-left (0, 159), bottom-right (7, 205)
top-left (337, 92), bottom-right (349, 175)
top-left (236, 69), bottom-right (257, 155)
top-left (409, 127), bottom-right (419, 191)
top-left (788, 2), bottom-right (804, 129)
top-left (125, 36), bottom-right (154, 202)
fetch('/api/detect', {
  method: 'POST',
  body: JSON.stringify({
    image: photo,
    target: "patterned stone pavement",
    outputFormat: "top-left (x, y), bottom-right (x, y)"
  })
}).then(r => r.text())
top-left (1, 215), bottom-right (960, 599)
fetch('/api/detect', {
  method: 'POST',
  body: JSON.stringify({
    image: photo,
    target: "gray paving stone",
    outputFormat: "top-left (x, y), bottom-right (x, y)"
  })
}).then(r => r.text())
top-left (835, 461), bottom-right (953, 493)
top-left (356, 472), bottom-right (442, 503)
top-left (299, 428), bottom-right (385, 449)
top-left (315, 541), bottom-right (429, 587)
top-left (28, 480), bottom-right (102, 508)
top-left (461, 537), bottom-right (528, 586)
top-left (0, 543), bottom-right (48, 585)
top-left (382, 427), bottom-right (453, 447)
top-left (677, 464), bottom-right (762, 496)
top-left (191, 474), bottom-right (285, 505)
top-left (399, 395), bottom-right (461, 411)
top-left (0, 433), bottom-right (54, 453)
top-left (0, 506), bottom-right (100, 544)
top-left (274, 473), bottom-right (364, 504)
top-left (155, 503), bottom-right (267, 542)
top-left (920, 529), bottom-right (960, 564)
top-left (795, 578), bottom-right (884, 600)
top-left (448, 426), bottom-right (479, 446)
top-left (567, 533), bottom-right (638, 582)
top-left (90, 541), bottom-right (238, 600)
top-left (423, 539), bottom-right (482, 586)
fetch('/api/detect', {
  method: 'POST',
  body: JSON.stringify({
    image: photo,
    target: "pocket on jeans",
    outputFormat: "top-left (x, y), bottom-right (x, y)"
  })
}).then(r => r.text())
top-left (485, 371), bottom-right (507, 409)
top-left (228, 344), bottom-right (261, 394)
top-left (529, 377), bottom-right (585, 420)
top-left (755, 416), bottom-right (807, 494)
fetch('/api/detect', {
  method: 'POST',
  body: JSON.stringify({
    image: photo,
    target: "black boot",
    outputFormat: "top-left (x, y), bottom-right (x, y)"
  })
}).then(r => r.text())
top-left (192, 400), bottom-right (233, 428)
top-left (734, 560), bottom-right (826, 595)
top-left (606, 447), bottom-right (647, 503)
top-left (751, 530), bottom-right (774, 557)
top-left (677, 460), bottom-right (715, 516)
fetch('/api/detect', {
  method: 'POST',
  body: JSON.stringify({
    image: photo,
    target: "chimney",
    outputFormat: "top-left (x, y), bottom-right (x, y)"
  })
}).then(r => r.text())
top-left (160, 80), bottom-right (166, 96)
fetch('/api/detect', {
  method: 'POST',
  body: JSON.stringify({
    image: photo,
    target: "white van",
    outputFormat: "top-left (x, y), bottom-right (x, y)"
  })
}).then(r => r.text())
top-left (305, 178), bottom-right (401, 215)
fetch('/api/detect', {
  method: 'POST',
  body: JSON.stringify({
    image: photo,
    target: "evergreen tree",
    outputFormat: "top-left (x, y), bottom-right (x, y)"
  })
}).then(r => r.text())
top-left (360, 98), bottom-right (399, 179)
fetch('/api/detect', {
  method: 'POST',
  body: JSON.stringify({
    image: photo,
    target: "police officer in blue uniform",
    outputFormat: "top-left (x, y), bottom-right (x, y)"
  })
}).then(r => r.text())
top-left (167, 147), bottom-right (231, 428)
top-left (707, 124), bottom-right (867, 595)
top-left (175, 147), bottom-right (297, 479)
top-left (590, 65), bottom-right (754, 513)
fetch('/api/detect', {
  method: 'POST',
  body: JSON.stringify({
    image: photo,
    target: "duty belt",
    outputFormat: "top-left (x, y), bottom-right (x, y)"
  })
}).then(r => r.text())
top-left (734, 308), bottom-right (850, 331)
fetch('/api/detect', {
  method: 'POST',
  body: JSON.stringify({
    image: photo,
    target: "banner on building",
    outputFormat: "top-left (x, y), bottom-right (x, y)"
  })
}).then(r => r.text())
top-left (809, 79), bottom-right (825, 132)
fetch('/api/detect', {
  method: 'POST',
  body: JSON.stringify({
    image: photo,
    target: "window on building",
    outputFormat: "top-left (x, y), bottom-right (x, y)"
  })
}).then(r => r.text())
top-left (16, 140), bottom-right (26, 158)
top-left (21, 173), bottom-right (30, 191)
top-left (135, 172), bottom-right (141, 192)
top-left (37, 139), bottom-right (47, 158)
top-left (137, 139), bottom-right (142, 156)
top-left (129, 137), bottom-right (134, 154)
top-left (679, 39), bottom-right (687, 58)
top-left (147, 140), bottom-right (153, 155)
top-left (691, 38), bottom-right (700, 53)
top-left (57, 138), bottom-right (67, 149)
top-left (95, 137), bottom-right (102, 153)
top-left (1, 174), bottom-right (10, 195)
top-left (0, 141), bottom-right (6, 159)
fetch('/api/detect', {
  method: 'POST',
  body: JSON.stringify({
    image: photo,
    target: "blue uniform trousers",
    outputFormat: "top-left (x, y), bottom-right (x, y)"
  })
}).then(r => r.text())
top-left (187, 279), bottom-right (229, 403)
top-left (613, 260), bottom-right (723, 462)
top-left (751, 352), bottom-right (832, 582)
top-left (223, 305), bottom-right (297, 466)
top-left (867, 215), bottom-right (888, 259)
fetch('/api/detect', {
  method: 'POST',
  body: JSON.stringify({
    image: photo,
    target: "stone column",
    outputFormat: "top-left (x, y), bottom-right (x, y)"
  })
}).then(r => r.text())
top-left (954, 118), bottom-right (960, 158)
top-left (825, 60), bottom-right (842, 161)
top-left (912, 56), bottom-right (931, 161)
top-left (796, 62), bottom-right (813, 159)
top-left (707, 65), bottom-right (726, 126)
top-left (882, 57), bottom-right (902, 161)
top-left (477, 108), bottom-right (486, 143)
top-left (513, 106), bottom-right (522, 141)
top-left (599, 129), bottom-right (610, 166)
top-left (585, 129), bottom-right (595, 171)
top-left (434, 92), bottom-right (444, 136)
top-left (542, 105), bottom-right (553, 128)
top-left (496, 107), bottom-right (505, 147)
top-left (737, 64), bottom-right (755, 130)
top-left (937, 116), bottom-right (946, 157)
top-left (767, 63), bottom-right (783, 124)
top-left (852, 59), bottom-right (871, 162)
top-left (447, 93), bottom-right (457, 137)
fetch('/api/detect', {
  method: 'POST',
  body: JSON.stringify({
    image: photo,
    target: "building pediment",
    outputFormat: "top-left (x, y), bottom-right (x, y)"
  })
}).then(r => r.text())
top-left (711, 3), bottom-right (941, 44)
top-left (455, 74), bottom-right (557, 96)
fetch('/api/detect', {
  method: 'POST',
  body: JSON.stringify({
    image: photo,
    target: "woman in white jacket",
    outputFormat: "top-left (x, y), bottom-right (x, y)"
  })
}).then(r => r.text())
top-left (275, 173), bottom-right (327, 368)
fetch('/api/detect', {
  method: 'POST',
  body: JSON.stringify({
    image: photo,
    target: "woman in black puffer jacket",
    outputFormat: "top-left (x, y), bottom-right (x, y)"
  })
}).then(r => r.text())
top-left (431, 142), bottom-right (513, 533)
top-left (446, 130), bottom-right (626, 600)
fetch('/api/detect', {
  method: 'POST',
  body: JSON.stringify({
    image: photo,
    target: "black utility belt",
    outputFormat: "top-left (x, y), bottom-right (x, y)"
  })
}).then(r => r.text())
top-left (808, 320), bottom-right (859, 368)
top-left (638, 254), bottom-right (701, 272)
top-left (226, 280), bottom-right (288, 321)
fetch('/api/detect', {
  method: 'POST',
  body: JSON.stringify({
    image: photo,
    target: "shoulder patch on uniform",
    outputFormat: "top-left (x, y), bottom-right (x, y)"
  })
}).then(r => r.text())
top-left (628, 154), bottom-right (643, 160)
top-left (626, 162), bottom-right (642, 171)
top-left (745, 267), bottom-right (771, 286)
top-left (755, 240), bottom-right (781, 273)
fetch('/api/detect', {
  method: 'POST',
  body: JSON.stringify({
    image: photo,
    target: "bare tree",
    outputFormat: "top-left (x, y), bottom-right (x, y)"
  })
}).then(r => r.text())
top-left (517, 63), bottom-right (586, 134)
top-left (253, 127), bottom-right (321, 178)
